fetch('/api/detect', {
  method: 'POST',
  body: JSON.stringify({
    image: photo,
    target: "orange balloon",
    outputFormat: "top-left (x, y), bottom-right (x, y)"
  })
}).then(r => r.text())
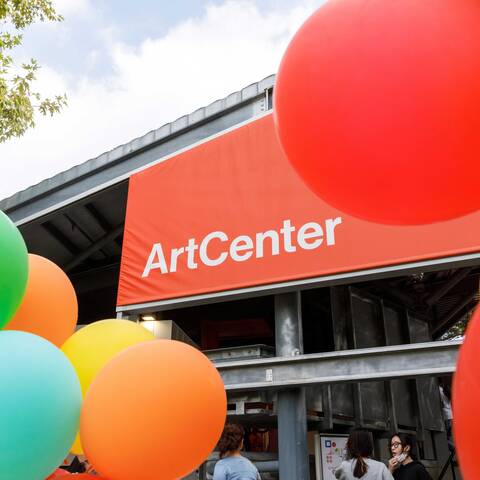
top-left (66, 476), bottom-right (105, 479)
top-left (81, 340), bottom-right (226, 480)
top-left (6, 254), bottom-right (77, 346)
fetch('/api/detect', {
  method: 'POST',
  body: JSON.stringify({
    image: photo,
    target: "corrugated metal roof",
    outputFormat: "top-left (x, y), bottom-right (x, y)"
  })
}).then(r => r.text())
top-left (0, 74), bottom-right (275, 213)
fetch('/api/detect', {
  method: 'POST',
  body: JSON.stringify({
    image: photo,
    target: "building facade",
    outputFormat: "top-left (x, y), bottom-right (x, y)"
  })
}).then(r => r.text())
top-left (1, 75), bottom-right (469, 479)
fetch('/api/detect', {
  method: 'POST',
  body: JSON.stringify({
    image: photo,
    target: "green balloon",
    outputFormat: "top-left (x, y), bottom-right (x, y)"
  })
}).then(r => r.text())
top-left (0, 210), bottom-right (28, 329)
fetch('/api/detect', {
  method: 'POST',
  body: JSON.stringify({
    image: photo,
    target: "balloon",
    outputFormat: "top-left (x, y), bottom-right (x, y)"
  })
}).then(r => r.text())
top-left (67, 475), bottom-right (105, 479)
top-left (46, 468), bottom-right (71, 478)
top-left (66, 476), bottom-right (104, 479)
top-left (274, 0), bottom-right (480, 225)
top-left (0, 210), bottom-right (28, 328)
top-left (81, 340), bottom-right (226, 480)
top-left (0, 331), bottom-right (82, 480)
top-left (6, 254), bottom-right (77, 346)
top-left (453, 306), bottom-right (480, 479)
top-left (62, 319), bottom-right (155, 454)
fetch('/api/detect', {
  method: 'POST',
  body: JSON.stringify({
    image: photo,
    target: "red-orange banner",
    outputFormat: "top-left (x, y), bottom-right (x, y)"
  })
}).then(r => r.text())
top-left (117, 113), bottom-right (480, 307)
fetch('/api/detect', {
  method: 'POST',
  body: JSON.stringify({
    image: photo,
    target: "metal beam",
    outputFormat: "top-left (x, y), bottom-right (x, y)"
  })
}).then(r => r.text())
top-left (85, 202), bottom-right (123, 248)
top-left (42, 221), bottom-right (81, 256)
top-left (64, 212), bottom-right (109, 258)
top-left (275, 292), bottom-right (310, 480)
top-left (433, 294), bottom-right (478, 337)
top-left (64, 224), bottom-right (124, 272)
top-left (216, 341), bottom-right (461, 392)
top-left (370, 283), bottom-right (418, 310)
top-left (425, 268), bottom-right (473, 307)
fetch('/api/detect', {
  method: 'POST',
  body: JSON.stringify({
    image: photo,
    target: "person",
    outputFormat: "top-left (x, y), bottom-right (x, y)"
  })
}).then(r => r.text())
top-left (439, 379), bottom-right (453, 451)
top-left (388, 433), bottom-right (432, 479)
top-left (60, 456), bottom-right (86, 473)
top-left (334, 429), bottom-right (393, 479)
top-left (213, 423), bottom-right (261, 480)
top-left (439, 383), bottom-right (452, 426)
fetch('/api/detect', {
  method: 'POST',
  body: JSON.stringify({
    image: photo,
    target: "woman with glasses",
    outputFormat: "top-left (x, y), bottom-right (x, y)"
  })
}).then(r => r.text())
top-left (388, 433), bottom-right (432, 479)
top-left (334, 429), bottom-right (393, 479)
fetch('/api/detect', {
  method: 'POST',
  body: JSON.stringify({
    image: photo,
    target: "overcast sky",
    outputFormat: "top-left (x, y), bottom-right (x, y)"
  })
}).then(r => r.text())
top-left (0, 0), bottom-right (325, 200)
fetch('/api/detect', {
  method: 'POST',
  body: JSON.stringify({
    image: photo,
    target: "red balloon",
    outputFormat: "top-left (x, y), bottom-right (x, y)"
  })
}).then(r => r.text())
top-left (453, 306), bottom-right (480, 479)
top-left (274, 0), bottom-right (480, 225)
top-left (45, 469), bottom-right (71, 478)
top-left (68, 476), bottom-right (105, 479)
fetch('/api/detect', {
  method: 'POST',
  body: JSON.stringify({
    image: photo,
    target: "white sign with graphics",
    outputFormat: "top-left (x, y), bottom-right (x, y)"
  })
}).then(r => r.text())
top-left (314, 434), bottom-right (348, 480)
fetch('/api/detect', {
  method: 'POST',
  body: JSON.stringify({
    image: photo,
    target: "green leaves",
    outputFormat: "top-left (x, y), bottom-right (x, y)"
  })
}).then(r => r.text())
top-left (0, 0), bottom-right (63, 29)
top-left (0, 0), bottom-right (66, 143)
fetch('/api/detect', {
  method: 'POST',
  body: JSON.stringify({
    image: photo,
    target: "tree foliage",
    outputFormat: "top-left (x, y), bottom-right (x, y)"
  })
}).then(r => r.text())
top-left (441, 314), bottom-right (469, 340)
top-left (0, 0), bottom-right (66, 142)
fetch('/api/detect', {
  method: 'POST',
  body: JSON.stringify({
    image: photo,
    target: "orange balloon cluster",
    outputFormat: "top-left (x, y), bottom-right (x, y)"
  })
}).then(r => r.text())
top-left (2, 254), bottom-right (226, 480)
top-left (6, 254), bottom-right (77, 346)
top-left (80, 340), bottom-right (227, 480)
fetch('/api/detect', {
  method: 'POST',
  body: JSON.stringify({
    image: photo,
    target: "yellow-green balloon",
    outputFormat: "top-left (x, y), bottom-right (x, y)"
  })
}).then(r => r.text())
top-left (0, 210), bottom-right (28, 329)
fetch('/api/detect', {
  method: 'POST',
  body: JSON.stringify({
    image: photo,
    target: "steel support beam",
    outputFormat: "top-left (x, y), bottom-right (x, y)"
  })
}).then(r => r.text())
top-left (275, 292), bottom-right (310, 480)
top-left (216, 340), bottom-right (461, 392)
top-left (64, 224), bottom-right (124, 272)
top-left (370, 283), bottom-right (418, 310)
top-left (85, 202), bottom-right (123, 248)
top-left (425, 268), bottom-right (473, 308)
top-left (64, 212), bottom-right (109, 258)
top-left (42, 221), bottom-right (81, 255)
top-left (433, 294), bottom-right (478, 337)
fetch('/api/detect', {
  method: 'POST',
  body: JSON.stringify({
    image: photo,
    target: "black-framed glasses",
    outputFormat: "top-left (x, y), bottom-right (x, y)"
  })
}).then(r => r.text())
top-left (391, 442), bottom-right (402, 448)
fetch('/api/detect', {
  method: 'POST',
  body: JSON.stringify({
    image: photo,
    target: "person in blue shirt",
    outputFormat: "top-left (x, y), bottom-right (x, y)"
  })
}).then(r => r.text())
top-left (213, 423), bottom-right (261, 480)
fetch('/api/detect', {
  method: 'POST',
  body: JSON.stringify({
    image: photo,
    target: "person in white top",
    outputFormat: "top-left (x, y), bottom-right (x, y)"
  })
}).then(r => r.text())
top-left (439, 379), bottom-right (453, 451)
top-left (439, 384), bottom-right (453, 422)
top-left (334, 429), bottom-right (394, 480)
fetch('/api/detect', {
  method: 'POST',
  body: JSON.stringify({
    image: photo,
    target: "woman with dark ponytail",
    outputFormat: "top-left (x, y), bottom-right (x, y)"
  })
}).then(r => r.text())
top-left (335, 429), bottom-right (393, 480)
top-left (213, 423), bottom-right (261, 480)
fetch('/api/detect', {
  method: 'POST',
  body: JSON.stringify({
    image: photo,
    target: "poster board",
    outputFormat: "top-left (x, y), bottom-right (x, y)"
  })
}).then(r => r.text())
top-left (314, 434), bottom-right (348, 480)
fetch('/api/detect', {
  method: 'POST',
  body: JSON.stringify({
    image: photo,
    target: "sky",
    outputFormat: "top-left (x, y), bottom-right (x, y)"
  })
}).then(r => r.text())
top-left (0, 0), bottom-right (326, 200)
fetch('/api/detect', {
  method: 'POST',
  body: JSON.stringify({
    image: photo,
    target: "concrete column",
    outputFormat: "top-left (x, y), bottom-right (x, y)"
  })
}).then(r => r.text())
top-left (275, 292), bottom-right (310, 480)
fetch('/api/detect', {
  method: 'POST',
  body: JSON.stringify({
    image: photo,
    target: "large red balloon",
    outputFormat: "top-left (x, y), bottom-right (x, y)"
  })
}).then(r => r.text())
top-left (453, 306), bottom-right (480, 479)
top-left (274, 0), bottom-right (480, 225)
